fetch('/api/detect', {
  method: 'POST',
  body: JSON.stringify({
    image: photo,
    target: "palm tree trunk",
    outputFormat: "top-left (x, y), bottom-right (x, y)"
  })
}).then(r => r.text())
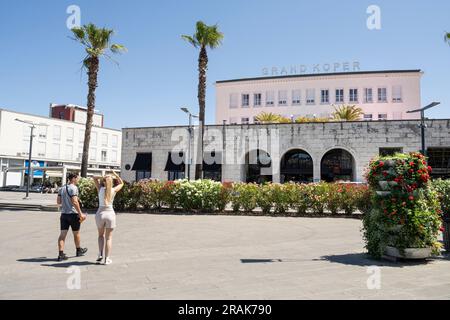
top-left (80, 56), bottom-right (100, 178)
top-left (195, 46), bottom-right (208, 180)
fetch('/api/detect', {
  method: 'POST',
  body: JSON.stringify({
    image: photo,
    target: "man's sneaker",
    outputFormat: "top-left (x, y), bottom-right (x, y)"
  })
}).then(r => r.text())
top-left (96, 255), bottom-right (103, 264)
top-left (57, 253), bottom-right (68, 261)
top-left (76, 247), bottom-right (88, 257)
top-left (104, 257), bottom-right (113, 265)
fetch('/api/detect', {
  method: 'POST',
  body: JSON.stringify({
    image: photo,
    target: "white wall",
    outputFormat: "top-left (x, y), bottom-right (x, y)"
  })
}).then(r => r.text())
top-left (215, 71), bottom-right (422, 124)
top-left (0, 109), bottom-right (122, 167)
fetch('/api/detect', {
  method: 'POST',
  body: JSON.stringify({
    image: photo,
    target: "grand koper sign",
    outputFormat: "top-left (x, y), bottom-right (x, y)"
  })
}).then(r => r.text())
top-left (262, 61), bottom-right (361, 76)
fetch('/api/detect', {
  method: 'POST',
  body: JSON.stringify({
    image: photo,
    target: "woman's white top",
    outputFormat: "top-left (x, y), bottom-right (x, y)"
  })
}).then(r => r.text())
top-left (98, 187), bottom-right (116, 208)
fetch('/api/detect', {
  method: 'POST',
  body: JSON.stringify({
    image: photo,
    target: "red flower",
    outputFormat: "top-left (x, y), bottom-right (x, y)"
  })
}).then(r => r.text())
top-left (379, 161), bottom-right (384, 167)
top-left (409, 169), bottom-right (414, 173)
top-left (427, 166), bottom-right (433, 172)
top-left (440, 226), bottom-right (445, 232)
top-left (409, 195), bottom-right (414, 201)
top-left (409, 162), bottom-right (415, 166)
top-left (402, 202), bottom-right (407, 207)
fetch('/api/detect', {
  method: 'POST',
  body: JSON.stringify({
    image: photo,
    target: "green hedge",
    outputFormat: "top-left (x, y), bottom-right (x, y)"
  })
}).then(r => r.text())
top-left (78, 178), bottom-right (372, 215)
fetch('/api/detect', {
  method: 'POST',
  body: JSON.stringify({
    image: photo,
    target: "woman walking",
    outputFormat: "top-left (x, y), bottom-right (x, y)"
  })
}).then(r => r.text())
top-left (93, 171), bottom-right (124, 265)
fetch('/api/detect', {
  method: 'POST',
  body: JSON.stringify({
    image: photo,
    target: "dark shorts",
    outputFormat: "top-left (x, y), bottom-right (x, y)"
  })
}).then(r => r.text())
top-left (60, 214), bottom-right (81, 231)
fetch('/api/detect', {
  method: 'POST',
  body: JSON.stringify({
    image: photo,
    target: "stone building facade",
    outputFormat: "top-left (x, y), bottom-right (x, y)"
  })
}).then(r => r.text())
top-left (121, 119), bottom-right (450, 183)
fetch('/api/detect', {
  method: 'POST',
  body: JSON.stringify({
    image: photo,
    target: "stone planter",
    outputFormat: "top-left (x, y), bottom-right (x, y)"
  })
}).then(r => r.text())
top-left (384, 246), bottom-right (432, 260)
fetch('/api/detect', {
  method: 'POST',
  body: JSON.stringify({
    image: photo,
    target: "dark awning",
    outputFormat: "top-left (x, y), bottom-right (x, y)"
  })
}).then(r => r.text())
top-left (203, 151), bottom-right (222, 172)
top-left (132, 153), bottom-right (152, 171)
top-left (164, 152), bottom-right (185, 171)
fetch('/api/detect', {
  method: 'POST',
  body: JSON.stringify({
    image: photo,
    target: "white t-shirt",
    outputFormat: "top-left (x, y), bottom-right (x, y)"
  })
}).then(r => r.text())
top-left (98, 187), bottom-right (116, 208)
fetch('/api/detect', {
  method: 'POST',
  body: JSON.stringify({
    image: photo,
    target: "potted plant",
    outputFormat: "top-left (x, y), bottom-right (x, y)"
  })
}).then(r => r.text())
top-left (363, 152), bottom-right (442, 259)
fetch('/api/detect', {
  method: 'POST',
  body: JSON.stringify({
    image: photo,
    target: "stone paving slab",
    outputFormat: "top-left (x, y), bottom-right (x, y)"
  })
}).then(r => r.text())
top-left (0, 209), bottom-right (449, 300)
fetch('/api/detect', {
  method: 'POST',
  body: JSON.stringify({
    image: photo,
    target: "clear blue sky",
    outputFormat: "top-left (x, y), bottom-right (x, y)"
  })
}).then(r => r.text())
top-left (0, 0), bottom-right (449, 129)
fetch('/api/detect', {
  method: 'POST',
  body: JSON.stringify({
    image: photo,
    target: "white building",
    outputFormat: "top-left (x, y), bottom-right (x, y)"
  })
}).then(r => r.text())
top-left (215, 70), bottom-right (422, 124)
top-left (0, 108), bottom-right (122, 187)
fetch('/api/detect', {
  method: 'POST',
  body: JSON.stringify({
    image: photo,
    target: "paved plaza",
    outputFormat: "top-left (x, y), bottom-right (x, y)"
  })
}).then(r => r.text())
top-left (0, 192), bottom-right (450, 300)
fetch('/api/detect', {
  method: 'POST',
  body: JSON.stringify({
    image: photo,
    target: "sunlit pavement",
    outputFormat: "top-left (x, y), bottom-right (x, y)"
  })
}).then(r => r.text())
top-left (0, 208), bottom-right (449, 300)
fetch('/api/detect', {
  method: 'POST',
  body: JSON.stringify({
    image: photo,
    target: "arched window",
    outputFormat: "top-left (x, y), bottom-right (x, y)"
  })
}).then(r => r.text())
top-left (321, 149), bottom-right (354, 182)
top-left (280, 149), bottom-right (313, 183)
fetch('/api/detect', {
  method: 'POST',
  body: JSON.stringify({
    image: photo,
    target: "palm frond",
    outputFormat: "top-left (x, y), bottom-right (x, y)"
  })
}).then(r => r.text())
top-left (332, 105), bottom-right (363, 121)
top-left (445, 32), bottom-right (450, 44)
top-left (182, 21), bottom-right (223, 50)
top-left (181, 35), bottom-right (198, 48)
top-left (110, 44), bottom-right (127, 54)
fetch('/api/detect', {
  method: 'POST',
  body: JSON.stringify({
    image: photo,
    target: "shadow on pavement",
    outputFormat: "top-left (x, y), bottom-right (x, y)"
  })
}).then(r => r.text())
top-left (41, 261), bottom-right (98, 268)
top-left (17, 257), bottom-right (57, 263)
top-left (317, 252), bottom-right (432, 268)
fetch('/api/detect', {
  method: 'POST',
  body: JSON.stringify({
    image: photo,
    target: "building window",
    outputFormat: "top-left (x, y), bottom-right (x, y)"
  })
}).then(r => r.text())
top-left (229, 93), bottom-right (238, 109)
top-left (306, 89), bottom-right (315, 105)
top-left (321, 89), bottom-right (329, 104)
top-left (59, 111), bottom-right (65, 119)
top-left (349, 89), bottom-right (358, 102)
top-left (38, 126), bottom-right (47, 139)
top-left (111, 135), bottom-right (118, 148)
top-left (253, 93), bottom-right (262, 107)
top-left (53, 126), bottom-right (61, 141)
top-left (165, 152), bottom-right (185, 181)
top-left (79, 129), bottom-right (84, 143)
top-left (52, 143), bottom-right (60, 159)
top-left (266, 91), bottom-right (275, 106)
top-left (203, 151), bottom-right (222, 182)
top-left (292, 90), bottom-right (301, 105)
top-left (67, 128), bottom-right (74, 142)
top-left (101, 133), bottom-right (108, 147)
top-left (241, 117), bottom-right (250, 124)
top-left (132, 153), bottom-right (152, 181)
top-left (379, 147), bottom-right (403, 157)
top-left (37, 142), bottom-right (46, 157)
top-left (427, 148), bottom-right (450, 179)
top-left (378, 113), bottom-right (388, 120)
top-left (101, 150), bottom-right (107, 162)
top-left (77, 147), bottom-right (83, 161)
top-left (90, 148), bottom-right (97, 161)
top-left (91, 132), bottom-right (97, 146)
top-left (278, 90), bottom-right (287, 106)
top-left (378, 88), bottom-right (387, 102)
top-left (253, 116), bottom-right (260, 124)
top-left (363, 114), bottom-right (373, 121)
top-left (392, 86), bottom-right (402, 102)
top-left (111, 150), bottom-right (118, 163)
top-left (364, 88), bottom-right (373, 103)
top-left (65, 145), bottom-right (73, 160)
top-left (241, 94), bottom-right (250, 107)
top-left (335, 89), bottom-right (344, 103)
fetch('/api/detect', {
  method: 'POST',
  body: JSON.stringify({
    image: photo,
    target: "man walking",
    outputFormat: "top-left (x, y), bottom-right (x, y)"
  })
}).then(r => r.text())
top-left (57, 173), bottom-right (88, 261)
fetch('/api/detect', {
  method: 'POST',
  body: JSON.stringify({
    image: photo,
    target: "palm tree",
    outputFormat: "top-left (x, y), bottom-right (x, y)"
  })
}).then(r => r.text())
top-left (332, 105), bottom-right (364, 121)
top-left (70, 23), bottom-right (126, 177)
top-left (182, 21), bottom-right (224, 180)
top-left (254, 112), bottom-right (282, 124)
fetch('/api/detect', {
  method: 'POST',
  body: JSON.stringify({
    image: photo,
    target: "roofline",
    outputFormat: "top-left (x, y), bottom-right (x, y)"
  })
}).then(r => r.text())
top-left (122, 118), bottom-right (449, 130)
top-left (0, 108), bottom-right (121, 132)
top-left (216, 69), bottom-right (423, 84)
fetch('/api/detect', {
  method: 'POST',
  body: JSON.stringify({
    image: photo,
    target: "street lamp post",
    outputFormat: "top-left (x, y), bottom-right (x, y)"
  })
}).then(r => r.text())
top-left (180, 108), bottom-right (199, 181)
top-left (15, 119), bottom-right (48, 199)
top-left (406, 102), bottom-right (440, 156)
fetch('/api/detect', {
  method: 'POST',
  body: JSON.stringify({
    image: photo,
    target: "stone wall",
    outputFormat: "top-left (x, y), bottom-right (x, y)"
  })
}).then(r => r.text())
top-left (121, 119), bottom-right (450, 183)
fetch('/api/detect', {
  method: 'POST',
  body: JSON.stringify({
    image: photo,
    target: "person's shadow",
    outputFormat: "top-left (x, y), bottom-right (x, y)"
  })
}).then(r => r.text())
top-left (17, 257), bottom-right (98, 268)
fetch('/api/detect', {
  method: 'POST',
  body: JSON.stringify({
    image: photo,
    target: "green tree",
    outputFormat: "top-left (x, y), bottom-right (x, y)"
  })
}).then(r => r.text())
top-left (254, 112), bottom-right (283, 124)
top-left (70, 23), bottom-right (126, 177)
top-left (182, 21), bottom-right (224, 179)
top-left (332, 105), bottom-right (364, 121)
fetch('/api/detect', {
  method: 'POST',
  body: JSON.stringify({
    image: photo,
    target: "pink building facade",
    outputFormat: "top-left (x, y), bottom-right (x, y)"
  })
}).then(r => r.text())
top-left (215, 70), bottom-right (422, 124)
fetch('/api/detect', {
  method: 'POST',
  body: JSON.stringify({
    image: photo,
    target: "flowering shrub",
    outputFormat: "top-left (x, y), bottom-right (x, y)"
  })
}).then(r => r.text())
top-left (78, 178), bottom-right (377, 216)
top-left (363, 152), bottom-right (442, 258)
top-left (432, 179), bottom-right (450, 219)
top-left (231, 183), bottom-right (259, 213)
top-left (288, 183), bottom-right (310, 215)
